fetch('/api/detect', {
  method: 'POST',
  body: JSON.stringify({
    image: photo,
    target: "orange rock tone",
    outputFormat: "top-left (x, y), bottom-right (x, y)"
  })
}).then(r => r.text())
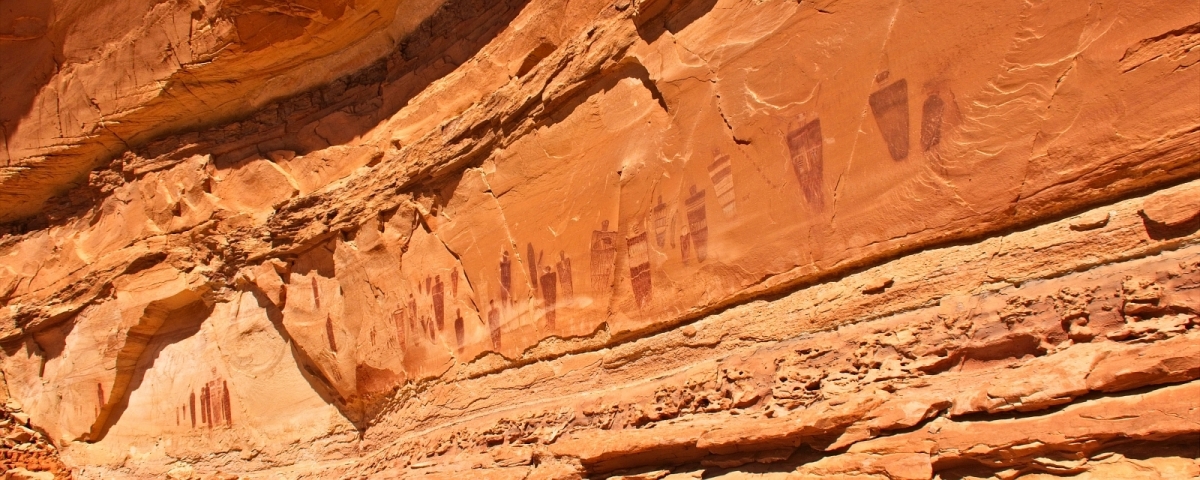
top-left (1, 0), bottom-right (1198, 477)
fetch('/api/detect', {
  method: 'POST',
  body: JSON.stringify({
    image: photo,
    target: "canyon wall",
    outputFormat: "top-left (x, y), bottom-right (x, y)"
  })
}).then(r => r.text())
top-left (0, 0), bottom-right (1198, 478)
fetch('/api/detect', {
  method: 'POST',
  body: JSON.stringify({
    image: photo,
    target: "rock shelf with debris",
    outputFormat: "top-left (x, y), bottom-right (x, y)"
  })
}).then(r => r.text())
top-left (0, 0), bottom-right (1198, 477)
top-left (0, 396), bottom-right (68, 479)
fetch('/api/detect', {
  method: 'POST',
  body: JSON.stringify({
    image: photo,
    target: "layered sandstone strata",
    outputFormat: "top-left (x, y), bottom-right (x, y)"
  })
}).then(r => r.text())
top-left (0, 0), bottom-right (1198, 478)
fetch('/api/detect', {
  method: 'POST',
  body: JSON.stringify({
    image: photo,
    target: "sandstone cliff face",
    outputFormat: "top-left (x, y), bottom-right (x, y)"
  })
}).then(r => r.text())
top-left (0, 0), bottom-right (1198, 478)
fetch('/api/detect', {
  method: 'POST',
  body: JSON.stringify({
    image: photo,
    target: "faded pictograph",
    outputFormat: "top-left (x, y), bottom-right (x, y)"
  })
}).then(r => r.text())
top-left (591, 220), bottom-right (618, 291)
top-left (311, 276), bottom-right (321, 309)
top-left (206, 379), bottom-right (231, 427)
top-left (685, 185), bottom-right (708, 262)
top-left (627, 229), bottom-right (652, 309)
top-left (651, 196), bottom-right (670, 247)
top-left (325, 314), bottom-right (338, 352)
top-left (707, 151), bottom-right (736, 216)
top-left (454, 309), bottom-right (465, 352)
top-left (786, 118), bottom-right (825, 209)
top-left (500, 249), bottom-right (512, 306)
top-left (390, 307), bottom-right (406, 345)
top-left (669, 215), bottom-right (678, 249)
top-left (96, 383), bottom-right (105, 419)
top-left (189, 377), bottom-right (232, 430)
top-left (216, 380), bottom-right (233, 427)
top-left (869, 78), bottom-right (910, 161)
top-left (514, 241), bottom-right (575, 329)
top-left (327, 360), bottom-right (344, 383)
top-left (556, 251), bottom-right (573, 304)
top-left (407, 293), bottom-right (418, 336)
top-left (921, 93), bottom-right (945, 152)
top-left (526, 243), bottom-right (539, 294)
top-left (679, 219), bottom-right (692, 265)
top-left (425, 311), bottom-right (436, 341)
top-left (487, 300), bottom-right (502, 350)
top-left (432, 275), bottom-right (445, 331)
top-left (411, 279), bottom-right (434, 342)
top-left (539, 266), bottom-right (558, 329)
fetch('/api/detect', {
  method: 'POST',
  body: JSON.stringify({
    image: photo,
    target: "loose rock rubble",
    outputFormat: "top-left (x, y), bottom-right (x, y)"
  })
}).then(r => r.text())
top-left (0, 396), bottom-right (68, 479)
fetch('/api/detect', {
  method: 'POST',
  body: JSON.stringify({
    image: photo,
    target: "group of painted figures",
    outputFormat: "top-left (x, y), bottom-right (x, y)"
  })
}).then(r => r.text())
top-left (176, 378), bottom-right (232, 430)
top-left (384, 75), bottom-right (940, 356)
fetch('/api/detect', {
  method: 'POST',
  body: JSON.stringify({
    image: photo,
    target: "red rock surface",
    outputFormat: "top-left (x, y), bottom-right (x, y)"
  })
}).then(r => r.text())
top-left (0, 386), bottom-right (69, 479)
top-left (0, 0), bottom-right (1198, 478)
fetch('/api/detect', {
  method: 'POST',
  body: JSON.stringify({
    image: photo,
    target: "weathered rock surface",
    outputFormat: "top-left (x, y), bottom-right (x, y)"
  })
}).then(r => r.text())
top-left (0, 387), bottom-right (69, 479)
top-left (1, 0), bottom-right (1198, 477)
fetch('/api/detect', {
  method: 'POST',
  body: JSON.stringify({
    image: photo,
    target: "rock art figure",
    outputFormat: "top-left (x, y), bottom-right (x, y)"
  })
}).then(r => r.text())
top-left (869, 78), bottom-right (910, 161)
top-left (591, 220), bottom-right (618, 291)
top-left (680, 220), bottom-right (692, 265)
top-left (651, 196), bottom-right (670, 247)
top-left (220, 381), bottom-right (232, 427)
top-left (527, 243), bottom-right (539, 294)
top-left (0, 1), bottom-right (1193, 477)
top-left (212, 382), bottom-right (223, 427)
top-left (432, 275), bottom-right (445, 331)
top-left (539, 266), bottom-right (558, 329)
top-left (201, 379), bottom-right (232, 428)
top-left (627, 230), bottom-right (652, 309)
top-left (786, 118), bottom-right (825, 209)
top-left (487, 300), bottom-right (502, 350)
top-left (670, 215), bottom-right (678, 249)
top-left (454, 309), bottom-right (465, 352)
top-left (407, 293), bottom-right (418, 333)
top-left (391, 307), bottom-right (406, 344)
top-left (556, 251), bottom-right (573, 304)
top-left (707, 151), bottom-right (736, 216)
top-left (921, 93), bottom-right (945, 151)
top-left (500, 249), bottom-right (512, 306)
top-left (325, 315), bottom-right (338, 352)
top-left (200, 387), bottom-right (208, 426)
top-left (311, 276), bottom-right (321, 309)
top-left (685, 185), bottom-right (708, 262)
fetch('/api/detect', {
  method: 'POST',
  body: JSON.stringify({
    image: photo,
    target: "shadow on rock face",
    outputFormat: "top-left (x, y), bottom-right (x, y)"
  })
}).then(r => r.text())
top-left (1141, 212), bottom-right (1200, 240)
top-left (0, 0), bottom-right (60, 165)
top-left (0, 0), bottom-right (533, 234)
top-left (91, 298), bottom-right (213, 442)
top-left (153, 0), bottom-right (537, 172)
top-left (633, 0), bottom-right (720, 43)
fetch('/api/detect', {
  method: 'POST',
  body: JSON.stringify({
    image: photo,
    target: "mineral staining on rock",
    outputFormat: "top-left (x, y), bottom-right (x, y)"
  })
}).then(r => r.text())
top-left (0, 0), bottom-right (1198, 478)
